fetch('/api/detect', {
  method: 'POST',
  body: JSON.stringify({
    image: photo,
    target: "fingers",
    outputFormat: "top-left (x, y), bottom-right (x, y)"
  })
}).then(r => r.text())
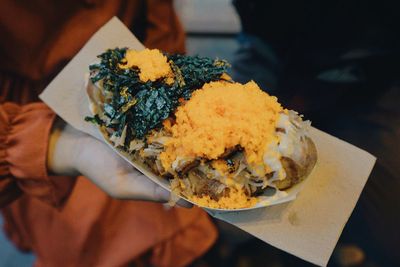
top-left (75, 131), bottom-right (193, 207)
top-left (117, 171), bottom-right (192, 208)
top-left (123, 173), bottom-right (169, 202)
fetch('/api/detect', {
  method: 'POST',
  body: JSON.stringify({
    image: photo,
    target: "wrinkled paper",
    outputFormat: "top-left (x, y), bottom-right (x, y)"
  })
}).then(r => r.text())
top-left (40, 17), bottom-right (376, 266)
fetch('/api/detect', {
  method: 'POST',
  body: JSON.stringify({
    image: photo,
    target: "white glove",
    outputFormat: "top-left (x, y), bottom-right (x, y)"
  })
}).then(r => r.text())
top-left (48, 118), bottom-right (190, 206)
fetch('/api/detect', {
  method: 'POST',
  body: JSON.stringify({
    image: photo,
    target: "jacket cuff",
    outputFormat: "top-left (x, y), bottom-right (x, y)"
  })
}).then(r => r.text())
top-left (1, 102), bottom-right (74, 207)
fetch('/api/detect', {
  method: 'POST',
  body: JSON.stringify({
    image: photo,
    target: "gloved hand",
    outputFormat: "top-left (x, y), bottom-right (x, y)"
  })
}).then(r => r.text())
top-left (48, 118), bottom-right (190, 206)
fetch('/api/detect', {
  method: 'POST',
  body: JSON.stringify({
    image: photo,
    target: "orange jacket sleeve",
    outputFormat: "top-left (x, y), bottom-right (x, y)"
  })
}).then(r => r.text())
top-left (144, 0), bottom-right (186, 54)
top-left (0, 102), bottom-right (75, 208)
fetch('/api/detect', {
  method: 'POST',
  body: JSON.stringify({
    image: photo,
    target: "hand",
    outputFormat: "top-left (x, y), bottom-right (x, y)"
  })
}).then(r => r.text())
top-left (47, 118), bottom-right (191, 206)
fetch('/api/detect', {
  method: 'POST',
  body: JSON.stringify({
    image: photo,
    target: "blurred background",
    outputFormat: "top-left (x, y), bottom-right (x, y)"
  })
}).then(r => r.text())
top-left (1, 0), bottom-right (399, 266)
top-left (175, 0), bottom-right (240, 63)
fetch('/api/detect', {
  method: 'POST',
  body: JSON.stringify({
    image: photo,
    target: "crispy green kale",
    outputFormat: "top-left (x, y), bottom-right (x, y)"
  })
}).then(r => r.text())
top-left (86, 47), bottom-right (230, 144)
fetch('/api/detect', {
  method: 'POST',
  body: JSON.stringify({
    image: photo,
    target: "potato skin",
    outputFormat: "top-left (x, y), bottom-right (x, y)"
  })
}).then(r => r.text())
top-left (274, 137), bottom-right (317, 190)
top-left (88, 77), bottom-right (318, 197)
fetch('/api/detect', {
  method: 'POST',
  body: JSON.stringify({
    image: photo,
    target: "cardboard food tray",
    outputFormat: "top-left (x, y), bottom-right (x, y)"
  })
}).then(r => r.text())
top-left (40, 17), bottom-right (376, 266)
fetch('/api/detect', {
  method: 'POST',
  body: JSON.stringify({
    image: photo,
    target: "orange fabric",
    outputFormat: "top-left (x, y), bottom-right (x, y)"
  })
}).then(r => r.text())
top-left (0, 0), bottom-right (217, 266)
top-left (2, 179), bottom-right (217, 267)
top-left (0, 0), bottom-right (185, 81)
top-left (0, 103), bottom-right (74, 208)
top-left (145, 0), bottom-right (186, 54)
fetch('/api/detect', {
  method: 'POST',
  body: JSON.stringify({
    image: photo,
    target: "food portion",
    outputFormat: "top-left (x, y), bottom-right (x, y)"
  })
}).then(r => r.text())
top-left (86, 47), bottom-right (317, 209)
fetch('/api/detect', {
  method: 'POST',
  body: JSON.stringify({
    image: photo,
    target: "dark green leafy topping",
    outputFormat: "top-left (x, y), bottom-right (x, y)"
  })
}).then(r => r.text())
top-left (87, 47), bottom-right (230, 144)
top-left (84, 114), bottom-right (103, 125)
top-left (168, 54), bottom-right (230, 99)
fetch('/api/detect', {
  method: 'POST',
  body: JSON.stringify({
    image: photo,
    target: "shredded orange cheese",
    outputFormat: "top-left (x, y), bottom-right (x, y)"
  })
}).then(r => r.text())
top-left (211, 159), bottom-right (230, 176)
top-left (190, 188), bottom-right (258, 209)
top-left (119, 49), bottom-right (173, 83)
top-left (160, 81), bottom-right (283, 176)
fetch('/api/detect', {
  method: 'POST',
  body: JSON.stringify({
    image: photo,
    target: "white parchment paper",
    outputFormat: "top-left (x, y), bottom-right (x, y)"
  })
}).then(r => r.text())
top-left (40, 17), bottom-right (376, 266)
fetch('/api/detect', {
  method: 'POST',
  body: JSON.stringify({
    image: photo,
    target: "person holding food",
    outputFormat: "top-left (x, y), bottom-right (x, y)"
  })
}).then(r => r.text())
top-left (0, 1), bottom-right (218, 266)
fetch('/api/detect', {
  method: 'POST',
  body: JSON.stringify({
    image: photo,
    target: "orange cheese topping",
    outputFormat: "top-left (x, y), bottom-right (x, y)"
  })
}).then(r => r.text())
top-left (160, 81), bottom-right (284, 175)
top-left (211, 159), bottom-right (230, 176)
top-left (119, 49), bottom-right (173, 83)
top-left (190, 188), bottom-right (258, 209)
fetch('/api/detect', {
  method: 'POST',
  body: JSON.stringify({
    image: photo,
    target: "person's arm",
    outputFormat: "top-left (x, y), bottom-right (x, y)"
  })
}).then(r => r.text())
top-left (0, 102), bottom-right (188, 209)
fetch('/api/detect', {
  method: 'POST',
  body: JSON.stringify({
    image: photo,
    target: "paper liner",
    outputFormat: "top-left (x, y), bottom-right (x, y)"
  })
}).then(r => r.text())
top-left (40, 17), bottom-right (376, 266)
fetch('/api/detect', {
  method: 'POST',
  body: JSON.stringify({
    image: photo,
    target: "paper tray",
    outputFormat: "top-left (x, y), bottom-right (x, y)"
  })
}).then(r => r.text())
top-left (39, 17), bottom-right (376, 266)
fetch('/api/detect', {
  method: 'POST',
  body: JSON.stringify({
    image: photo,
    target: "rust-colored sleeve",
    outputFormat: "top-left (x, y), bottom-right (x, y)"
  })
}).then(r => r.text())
top-left (150, 209), bottom-right (218, 267)
top-left (144, 0), bottom-right (186, 54)
top-left (0, 102), bottom-right (75, 208)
